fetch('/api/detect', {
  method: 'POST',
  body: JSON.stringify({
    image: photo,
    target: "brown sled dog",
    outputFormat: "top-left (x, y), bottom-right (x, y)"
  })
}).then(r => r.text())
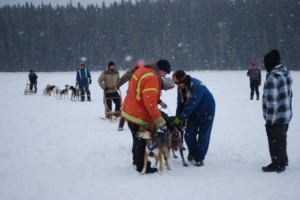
top-left (137, 125), bottom-right (171, 175)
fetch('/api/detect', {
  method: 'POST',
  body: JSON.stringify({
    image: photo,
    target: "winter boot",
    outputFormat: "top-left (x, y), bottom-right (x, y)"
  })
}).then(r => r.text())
top-left (118, 118), bottom-right (125, 131)
top-left (87, 96), bottom-right (91, 101)
top-left (187, 152), bottom-right (194, 161)
top-left (195, 161), bottom-right (204, 167)
top-left (81, 95), bottom-right (85, 102)
top-left (262, 163), bottom-right (285, 173)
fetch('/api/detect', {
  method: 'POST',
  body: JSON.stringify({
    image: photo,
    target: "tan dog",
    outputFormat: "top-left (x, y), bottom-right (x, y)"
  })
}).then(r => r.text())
top-left (43, 84), bottom-right (56, 96)
top-left (137, 125), bottom-right (171, 175)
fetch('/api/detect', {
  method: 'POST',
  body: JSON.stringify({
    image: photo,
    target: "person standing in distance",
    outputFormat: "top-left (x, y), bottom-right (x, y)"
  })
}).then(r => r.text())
top-left (28, 69), bottom-right (38, 93)
top-left (76, 63), bottom-right (92, 101)
top-left (247, 62), bottom-right (261, 100)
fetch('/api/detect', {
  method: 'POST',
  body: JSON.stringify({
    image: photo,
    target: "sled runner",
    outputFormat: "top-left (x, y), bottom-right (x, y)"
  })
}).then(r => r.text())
top-left (103, 90), bottom-right (122, 119)
top-left (24, 80), bottom-right (37, 95)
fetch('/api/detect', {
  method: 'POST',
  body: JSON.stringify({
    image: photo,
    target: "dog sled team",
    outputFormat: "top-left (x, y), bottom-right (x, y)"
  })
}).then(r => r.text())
top-left (25, 49), bottom-right (293, 175)
top-left (38, 63), bottom-right (91, 101)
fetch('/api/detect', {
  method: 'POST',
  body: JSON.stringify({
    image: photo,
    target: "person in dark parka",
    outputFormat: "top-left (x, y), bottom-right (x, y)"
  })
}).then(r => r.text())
top-left (247, 62), bottom-right (261, 100)
top-left (28, 69), bottom-right (38, 93)
top-left (172, 70), bottom-right (215, 167)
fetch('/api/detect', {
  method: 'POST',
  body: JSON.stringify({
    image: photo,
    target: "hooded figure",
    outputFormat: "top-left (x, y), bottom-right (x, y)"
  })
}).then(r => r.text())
top-left (261, 49), bottom-right (293, 173)
top-left (264, 49), bottom-right (281, 73)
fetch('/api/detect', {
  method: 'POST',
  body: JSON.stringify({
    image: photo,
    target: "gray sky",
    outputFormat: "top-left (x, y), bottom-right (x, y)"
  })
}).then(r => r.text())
top-left (0, 0), bottom-right (134, 7)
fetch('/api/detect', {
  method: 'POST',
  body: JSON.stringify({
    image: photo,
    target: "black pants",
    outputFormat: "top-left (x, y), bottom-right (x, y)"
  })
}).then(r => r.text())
top-left (127, 121), bottom-right (151, 172)
top-left (105, 92), bottom-right (121, 112)
top-left (265, 123), bottom-right (289, 166)
top-left (29, 83), bottom-right (37, 93)
top-left (118, 117), bottom-right (126, 128)
top-left (250, 80), bottom-right (259, 100)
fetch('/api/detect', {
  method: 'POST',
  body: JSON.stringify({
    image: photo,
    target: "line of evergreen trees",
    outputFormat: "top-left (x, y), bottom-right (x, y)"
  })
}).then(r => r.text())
top-left (0, 0), bottom-right (299, 72)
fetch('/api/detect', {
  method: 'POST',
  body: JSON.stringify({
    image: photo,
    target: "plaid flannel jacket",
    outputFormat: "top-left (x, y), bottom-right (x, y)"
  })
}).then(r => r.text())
top-left (262, 64), bottom-right (293, 124)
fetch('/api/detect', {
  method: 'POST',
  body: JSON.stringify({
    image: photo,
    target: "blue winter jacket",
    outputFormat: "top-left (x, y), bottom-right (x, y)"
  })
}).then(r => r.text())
top-left (176, 75), bottom-right (215, 120)
top-left (76, 68), bottom-right (91, 85)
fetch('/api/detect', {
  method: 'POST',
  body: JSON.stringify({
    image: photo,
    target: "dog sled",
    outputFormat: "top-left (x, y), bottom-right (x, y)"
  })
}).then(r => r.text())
top-left (103, 90), bottom-right (122, 120)
top-left (24, 80), bottom-right (37, 95)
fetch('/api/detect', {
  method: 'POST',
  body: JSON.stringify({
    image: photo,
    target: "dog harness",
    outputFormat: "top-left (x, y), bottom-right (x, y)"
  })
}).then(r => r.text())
top-left (146, 133), bottom-right (163, 152)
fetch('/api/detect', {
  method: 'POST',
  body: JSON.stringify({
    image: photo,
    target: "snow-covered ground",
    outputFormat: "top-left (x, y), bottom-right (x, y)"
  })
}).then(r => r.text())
top-left (1, 71), bottom-right (299, 200)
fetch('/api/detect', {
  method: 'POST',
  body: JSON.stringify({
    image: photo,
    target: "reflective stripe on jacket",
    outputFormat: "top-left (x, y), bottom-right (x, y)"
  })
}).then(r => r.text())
top-left (121, 67), bottom-right (164, 126)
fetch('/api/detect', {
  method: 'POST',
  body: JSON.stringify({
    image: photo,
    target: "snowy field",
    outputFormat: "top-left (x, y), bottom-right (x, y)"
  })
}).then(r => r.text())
top-left (0, 71), bottom-right (299, 200)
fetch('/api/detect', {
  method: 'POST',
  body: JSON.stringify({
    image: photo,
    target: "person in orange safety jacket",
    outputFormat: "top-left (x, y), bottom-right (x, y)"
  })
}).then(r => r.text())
top-left (121, 60), bottom-right (172, 174)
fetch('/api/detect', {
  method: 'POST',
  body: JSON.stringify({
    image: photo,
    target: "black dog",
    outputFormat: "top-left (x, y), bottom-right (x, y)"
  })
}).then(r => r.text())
top-left (69, 86), bottom-right (79, 101)
top-left (161, 111), bottom-right (188, 167)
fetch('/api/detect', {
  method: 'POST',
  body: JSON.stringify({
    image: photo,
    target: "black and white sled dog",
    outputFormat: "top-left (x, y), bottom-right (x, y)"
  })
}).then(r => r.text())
top-left (60, 85), bottom-right (69, 99)
top-left (69, 85), bottom-right (80, 101)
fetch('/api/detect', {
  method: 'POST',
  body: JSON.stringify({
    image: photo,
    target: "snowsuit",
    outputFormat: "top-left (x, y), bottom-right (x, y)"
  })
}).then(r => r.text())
top-left (121, 64), bottom-right (166, 173)
top-left (98, 69), bottom-right (121, 113)
top-left (76, 67), bottom-right (91, 101)
top-left (247, 67), bottom-right (261, 100)
top-left (28, 72), bottom-right (38, 92)
top-left (176, 75), bottom-right (215, 163)
top-left (263, 64), bottom-right (293, 167)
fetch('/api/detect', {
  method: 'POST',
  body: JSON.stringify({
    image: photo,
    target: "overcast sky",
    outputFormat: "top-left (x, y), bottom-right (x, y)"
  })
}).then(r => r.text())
top-left (0, 0), bottom-right (135, 7)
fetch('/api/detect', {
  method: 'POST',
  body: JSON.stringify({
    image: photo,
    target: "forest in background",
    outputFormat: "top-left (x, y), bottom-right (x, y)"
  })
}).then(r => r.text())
top-left (0, 0), bottom-right (299, 72)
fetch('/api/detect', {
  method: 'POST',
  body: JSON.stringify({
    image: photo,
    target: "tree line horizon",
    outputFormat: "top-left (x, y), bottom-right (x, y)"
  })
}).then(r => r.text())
top-left (0, 0), bottom-right (299, 72)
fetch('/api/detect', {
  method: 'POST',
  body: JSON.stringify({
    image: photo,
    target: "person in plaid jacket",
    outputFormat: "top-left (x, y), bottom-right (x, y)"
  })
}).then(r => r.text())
top-left (262, 49), bottom-right (293, 173)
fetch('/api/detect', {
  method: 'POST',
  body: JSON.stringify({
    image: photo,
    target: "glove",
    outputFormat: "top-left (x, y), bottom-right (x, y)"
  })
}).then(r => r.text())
top-left (159, 101), bottom-right (167, 109)
top-left (88, 79), bottom-right (92, 84)
top-left (173, 117), bottom-right (182, 126)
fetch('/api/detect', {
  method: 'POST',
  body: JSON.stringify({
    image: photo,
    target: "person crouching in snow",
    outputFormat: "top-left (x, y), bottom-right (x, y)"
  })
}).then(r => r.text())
top-left (172, 70), bottom-right (215, 167)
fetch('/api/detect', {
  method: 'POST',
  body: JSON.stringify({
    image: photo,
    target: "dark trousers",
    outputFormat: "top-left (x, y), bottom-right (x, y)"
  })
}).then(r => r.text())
top-left (127, 121), bottom-right (150, 172)
top-left (118, 117), bottom-right (126, 128)
top-left (250, 80), bottom-right (259, 100)
top-left (79, 83), bottom-right (90, 99)
top-left (105, 92), bottom-right (121, 112)
top-left (265, 123), bottom-right (289, 166)
top-left (29, 83), bottom-right (37, 93)
top-left (184, 106), bottom-right (215, 162)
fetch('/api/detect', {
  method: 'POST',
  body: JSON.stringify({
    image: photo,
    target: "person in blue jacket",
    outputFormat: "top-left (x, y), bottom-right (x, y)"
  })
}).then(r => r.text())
top-left (172, 70), bottom-right (215, 167)
top-left (76, 63), bottom-right (92, 101)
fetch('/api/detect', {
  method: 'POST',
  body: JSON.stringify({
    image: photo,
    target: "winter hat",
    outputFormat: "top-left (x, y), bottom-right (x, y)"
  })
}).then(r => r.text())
top-left (156, 59), bottom-right (171, 74)
top-left (134, 59), bottom-right (145, 69)
top-left (264, 49), bottom-right (281, 72)
top-left (250, 62), bottom-right (256, 67)
top-left (80, 63), bottom-right (85, 67)
top-left (172, 70), bottom-right (187, 84)
top-left (107, 61), bottom-right (115, 68)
